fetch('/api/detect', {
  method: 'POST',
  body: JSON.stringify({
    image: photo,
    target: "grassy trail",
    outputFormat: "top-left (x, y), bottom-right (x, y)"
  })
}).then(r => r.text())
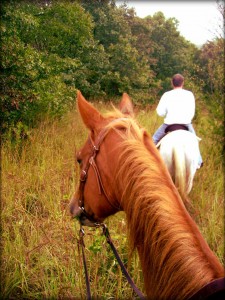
top-left (1, 104), bottom-right (224, 299)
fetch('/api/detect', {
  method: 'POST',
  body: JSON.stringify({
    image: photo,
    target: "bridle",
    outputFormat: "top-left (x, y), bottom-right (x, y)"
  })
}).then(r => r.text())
top-left (77, 124), bottom-right (120, 225)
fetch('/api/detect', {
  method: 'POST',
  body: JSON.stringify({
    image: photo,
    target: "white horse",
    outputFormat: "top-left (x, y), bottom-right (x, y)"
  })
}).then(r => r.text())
top-left (157, 130), bottom-right (201, 199)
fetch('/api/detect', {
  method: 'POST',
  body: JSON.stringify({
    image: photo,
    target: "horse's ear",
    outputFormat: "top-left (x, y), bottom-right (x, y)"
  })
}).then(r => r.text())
top-left (77, 91), bottom-right (104, 131)
top-left (119, 93), bottom-right (134, 116)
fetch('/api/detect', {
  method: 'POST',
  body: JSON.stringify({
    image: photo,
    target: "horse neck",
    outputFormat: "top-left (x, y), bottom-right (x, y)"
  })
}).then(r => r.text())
top-left (114, 138), bottom-right (223, 299)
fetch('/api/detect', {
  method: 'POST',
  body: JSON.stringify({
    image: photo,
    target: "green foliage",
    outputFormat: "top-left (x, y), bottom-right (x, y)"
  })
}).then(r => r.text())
top-left (196, 38), bottom-right (224, 141)
top-left (1, 1), bottom-right (78, 135)
top-left (144, 12), bottom-right (202, 92)
top-left (146, 12), bottom-right (180, 79)
top-left (199, 39), bottom-right (224, 96)
top-left (82, 1), bottom-right (155, 102)
top-left (89, 234), bottom-right (105, 254)
top-left (1, 0), bottom-right (223, 141)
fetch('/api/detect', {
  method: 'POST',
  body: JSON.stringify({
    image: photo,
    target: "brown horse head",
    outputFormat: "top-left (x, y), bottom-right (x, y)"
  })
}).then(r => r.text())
top-left (69, 91), bottom-right (135, 226)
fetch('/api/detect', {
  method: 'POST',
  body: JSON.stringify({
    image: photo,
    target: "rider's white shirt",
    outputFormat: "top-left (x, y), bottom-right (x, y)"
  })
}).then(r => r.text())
top-left (156, 88), bottom-right (195, 124)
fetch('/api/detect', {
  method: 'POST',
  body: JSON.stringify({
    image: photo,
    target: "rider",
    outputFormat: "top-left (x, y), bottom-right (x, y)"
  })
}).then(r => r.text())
top-left (152, 73), bottom-right (203, 168)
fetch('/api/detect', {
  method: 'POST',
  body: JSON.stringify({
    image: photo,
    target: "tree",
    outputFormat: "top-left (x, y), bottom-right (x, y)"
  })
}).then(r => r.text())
top-left (80, 1), bottom-right (155, 102)
top-left (3, 0), bottom-right (219, 136)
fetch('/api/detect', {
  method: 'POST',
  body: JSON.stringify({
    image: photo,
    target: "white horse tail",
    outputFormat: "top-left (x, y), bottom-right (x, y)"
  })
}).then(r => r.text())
top-left (173, 144), bottom-right (188, 199)
top-left (159, 130), bottom-right (198, 203)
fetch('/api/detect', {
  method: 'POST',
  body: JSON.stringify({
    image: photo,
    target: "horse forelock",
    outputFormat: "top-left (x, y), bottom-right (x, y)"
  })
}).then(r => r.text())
top-left (107, 118), bottom-right (224, 299)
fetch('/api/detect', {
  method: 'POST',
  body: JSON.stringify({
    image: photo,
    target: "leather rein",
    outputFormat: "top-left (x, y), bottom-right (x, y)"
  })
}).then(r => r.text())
top-left (75, 121), bottom-right (225, 300)
top-left (76, 122), bottom-right (145, 299)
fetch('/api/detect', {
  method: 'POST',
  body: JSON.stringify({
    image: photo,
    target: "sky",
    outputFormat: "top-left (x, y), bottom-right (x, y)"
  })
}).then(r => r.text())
top-left (116, 1), bottom-right (223, 46)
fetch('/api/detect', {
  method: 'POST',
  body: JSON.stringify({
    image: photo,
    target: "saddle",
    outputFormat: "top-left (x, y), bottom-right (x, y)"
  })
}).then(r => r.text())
top-left (165, 124), bottom-right (188, 133)
top-left (156, 124), bottom-right (189, 149)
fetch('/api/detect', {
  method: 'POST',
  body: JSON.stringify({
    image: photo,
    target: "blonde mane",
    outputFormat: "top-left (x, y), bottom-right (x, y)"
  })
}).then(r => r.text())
top-left (104, 116), bottom-right (223, 299)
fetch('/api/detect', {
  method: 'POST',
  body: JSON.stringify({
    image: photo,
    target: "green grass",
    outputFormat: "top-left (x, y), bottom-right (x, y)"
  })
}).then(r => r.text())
top-left (1, 104), bottom-right (224, 299)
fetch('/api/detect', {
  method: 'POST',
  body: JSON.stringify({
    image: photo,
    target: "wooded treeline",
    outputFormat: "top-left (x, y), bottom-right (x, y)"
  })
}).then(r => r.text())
top-left (1, 0), bottom-right (224, 137)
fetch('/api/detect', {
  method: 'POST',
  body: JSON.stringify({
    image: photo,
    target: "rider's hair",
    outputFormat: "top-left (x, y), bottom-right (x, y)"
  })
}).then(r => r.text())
top-left (172, 74), bottom-right (184, 87)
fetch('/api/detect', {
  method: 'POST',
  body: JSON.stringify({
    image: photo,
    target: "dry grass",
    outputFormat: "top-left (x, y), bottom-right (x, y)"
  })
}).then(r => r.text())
top-left (1, 103), bottom-right (223, 299)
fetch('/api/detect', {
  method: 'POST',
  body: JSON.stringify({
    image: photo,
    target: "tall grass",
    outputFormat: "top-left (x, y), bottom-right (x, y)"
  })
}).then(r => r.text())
top-left (1, 103), bottom-right (223, 299)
